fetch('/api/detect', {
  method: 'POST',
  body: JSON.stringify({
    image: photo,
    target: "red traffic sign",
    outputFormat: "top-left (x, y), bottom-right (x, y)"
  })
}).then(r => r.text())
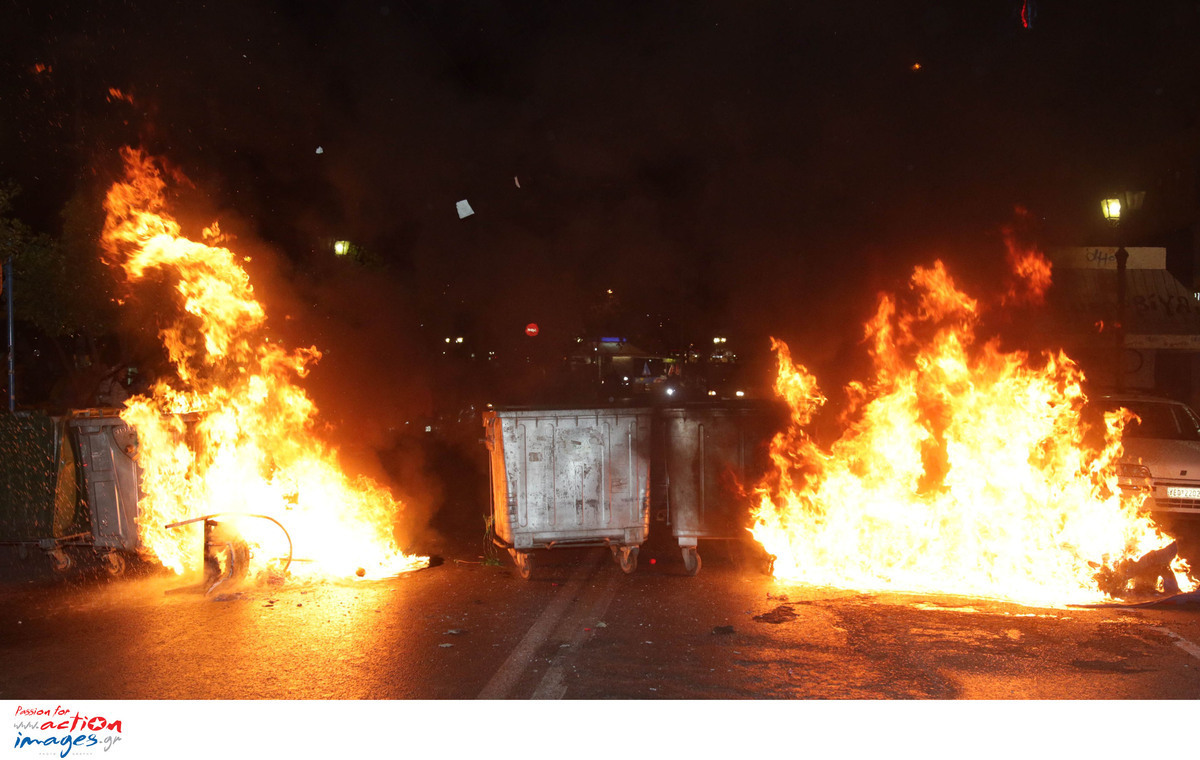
top-left (525, 323), bottom-right (539, 337)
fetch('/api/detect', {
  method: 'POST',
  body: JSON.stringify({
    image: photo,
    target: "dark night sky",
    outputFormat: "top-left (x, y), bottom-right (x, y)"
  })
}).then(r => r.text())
top-left (3, 0), bottom-right (1200, 418)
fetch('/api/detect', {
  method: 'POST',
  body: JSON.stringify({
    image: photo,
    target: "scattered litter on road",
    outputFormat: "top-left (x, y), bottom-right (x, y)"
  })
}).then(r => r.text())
top-left (444, 629), bottom-right (464, 635)
top-left (456, 199), bottom-right (474, 219)
top-left (712, 625), bottom-right (736, 635)
top-left (754, 605), bottom-right (797, 624)
top-left (439, 643), bottom-right (453, 648)
top-left (514, 176), bottom-right (520, 188)
top-left (596, 621), bottom-right (607, 628)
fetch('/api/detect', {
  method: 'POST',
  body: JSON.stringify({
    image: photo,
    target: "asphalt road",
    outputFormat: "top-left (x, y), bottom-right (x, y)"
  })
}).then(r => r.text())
top-left (3, 535), bottom-right (1200, 701)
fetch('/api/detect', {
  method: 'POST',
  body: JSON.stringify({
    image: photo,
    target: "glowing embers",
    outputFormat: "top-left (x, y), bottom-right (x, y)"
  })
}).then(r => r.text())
top-left (750, 256), bottom-right (1192, 606)
top-left (102, 148), bottom-right (427, 581)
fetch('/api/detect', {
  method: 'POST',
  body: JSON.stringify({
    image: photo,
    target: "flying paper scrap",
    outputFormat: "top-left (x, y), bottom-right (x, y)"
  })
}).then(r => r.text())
top-left (456, 199), bottom-right (474, 219)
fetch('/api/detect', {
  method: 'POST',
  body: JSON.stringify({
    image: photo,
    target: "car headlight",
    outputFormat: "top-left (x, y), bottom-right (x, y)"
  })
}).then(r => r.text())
top-left (1116, 462), bottom-right (1152, 479)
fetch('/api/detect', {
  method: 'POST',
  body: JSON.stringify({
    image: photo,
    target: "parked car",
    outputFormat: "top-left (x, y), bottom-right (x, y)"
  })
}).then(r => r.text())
top-left (1088, 393), bottom-right (1200, 520)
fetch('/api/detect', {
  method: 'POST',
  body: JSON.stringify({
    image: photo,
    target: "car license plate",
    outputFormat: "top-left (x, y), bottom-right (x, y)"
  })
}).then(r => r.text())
top-left (1167, 487), bottom-right (1200, 499)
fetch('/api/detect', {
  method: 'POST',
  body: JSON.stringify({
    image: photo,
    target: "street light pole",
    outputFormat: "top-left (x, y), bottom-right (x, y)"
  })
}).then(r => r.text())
top-left (1101, 191), bottom-right (1144, 392)
top-left (4, 257), bottom-right (13, 412)
top-left (1115, 246), bottom-right (1128, 391)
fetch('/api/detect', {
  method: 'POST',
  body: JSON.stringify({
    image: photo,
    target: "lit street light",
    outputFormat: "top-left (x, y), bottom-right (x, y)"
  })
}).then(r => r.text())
top-left (1103, 190), bottom-right (1145, 390)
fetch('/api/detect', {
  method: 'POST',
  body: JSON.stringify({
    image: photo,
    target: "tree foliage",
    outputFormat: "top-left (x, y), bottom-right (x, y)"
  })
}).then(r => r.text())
top-left (1, 181), bottom-right (119, 339)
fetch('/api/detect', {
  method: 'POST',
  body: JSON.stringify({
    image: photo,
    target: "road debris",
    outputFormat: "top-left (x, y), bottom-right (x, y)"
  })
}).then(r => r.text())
top-left (1094, 542), bottom-right (1181, 598)
top-left (1074, 588), bottom-right (1200, 609)
top-left (753, 605), bottom-right (797, 624)
top-left (712, 625), bottom-right (736, 635)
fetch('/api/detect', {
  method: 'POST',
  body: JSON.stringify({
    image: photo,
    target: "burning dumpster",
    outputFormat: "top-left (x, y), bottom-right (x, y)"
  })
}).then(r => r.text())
top-left (660, 402), bottom-right (783, 575)
top-left (484, 406), bottom-right (652, 579)
top-left (0, 410), bottom-right (141, 574)
top-left (0, 413), bottom-right (84, 569)
top-left (68, 411), bottom-right (142, 572)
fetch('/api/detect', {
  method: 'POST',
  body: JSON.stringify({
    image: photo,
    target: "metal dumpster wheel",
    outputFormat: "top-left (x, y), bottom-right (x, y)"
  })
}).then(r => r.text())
top-left (49, 549), bottom-right (73, 574)
top-left (617, 546), bottom-right (639, 574)
top-left (103, 552), bottom-right (127, 577)
top-left (682, 547), bottom-right (701, 576)
top-left (508, 549), bottom-right (533, 580)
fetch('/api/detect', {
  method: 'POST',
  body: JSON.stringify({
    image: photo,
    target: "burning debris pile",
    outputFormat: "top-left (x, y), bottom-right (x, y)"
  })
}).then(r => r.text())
top-left (101, 148), bottom-right (427, 582)
top-left (751, 250), bottom-right (1193, 606)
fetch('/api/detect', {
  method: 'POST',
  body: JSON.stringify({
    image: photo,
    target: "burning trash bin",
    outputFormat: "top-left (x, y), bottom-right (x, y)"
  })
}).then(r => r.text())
top-left (484, 406), bottom-right (652, 579)
top-left (659, 401), bottom-right (783, 575)
top-left (0, 412), bottom-right (85, 571)
top-left (0, 410), bottom-right (142, 575)
top-left (69, 412), bottom-right (141, 564)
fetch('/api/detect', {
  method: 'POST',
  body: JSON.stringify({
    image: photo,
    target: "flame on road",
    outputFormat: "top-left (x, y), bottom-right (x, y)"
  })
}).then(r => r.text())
top-left (751, 251), bottom-right (1192, 606)
top-left (102, 148), bottom-right (427, 580)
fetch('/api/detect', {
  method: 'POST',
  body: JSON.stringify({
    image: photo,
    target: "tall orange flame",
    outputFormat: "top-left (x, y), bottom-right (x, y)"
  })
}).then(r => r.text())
top-left (751, 253), bottom-right (1192, 606)
top-left (102, 148), bottom-right (427, 580)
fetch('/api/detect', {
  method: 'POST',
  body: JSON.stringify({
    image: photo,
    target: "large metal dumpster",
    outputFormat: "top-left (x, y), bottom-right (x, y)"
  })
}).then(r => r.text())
top-left (0, 410), bottom-right (141, 574)
top-left (69, 413), bottom-right (141, 556)
top-left (484, 406), bottom-right (652, 579)
top-left (660, 401), bottom-right (782, 575)
top-left (0, 413), bottom-right (86, 552)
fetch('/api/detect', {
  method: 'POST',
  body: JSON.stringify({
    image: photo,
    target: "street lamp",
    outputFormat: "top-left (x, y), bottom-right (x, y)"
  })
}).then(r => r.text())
top-left (1101, 190), bottom-right (1145, 225)
top-left (1102, 190), bottom-right (1145, 390)
top-left (1101, 197), bottom-right (1122, 224)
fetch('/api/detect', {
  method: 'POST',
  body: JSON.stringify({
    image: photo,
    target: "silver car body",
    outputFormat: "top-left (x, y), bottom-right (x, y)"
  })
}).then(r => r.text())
top-left (1094, 394), bottom-right (1200, 517)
